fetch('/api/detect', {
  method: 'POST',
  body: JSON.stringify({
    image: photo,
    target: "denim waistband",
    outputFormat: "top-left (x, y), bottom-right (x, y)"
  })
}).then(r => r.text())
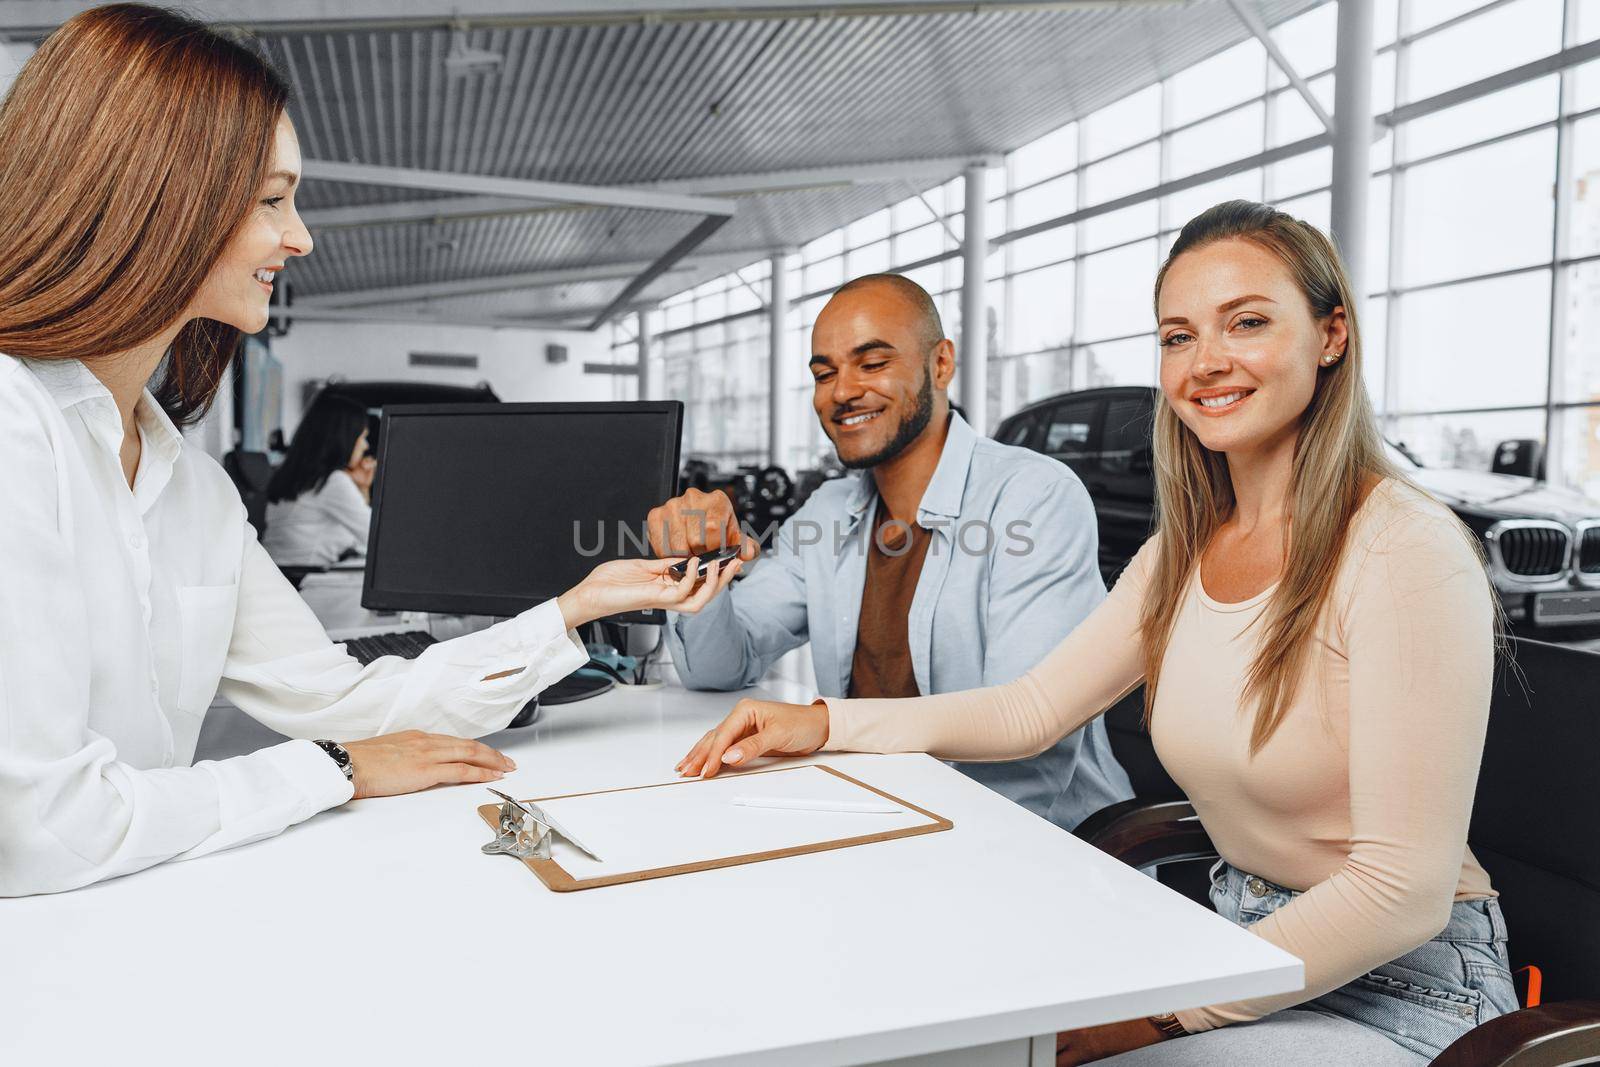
top-left (1210, 860), bottom-right (1506, 944)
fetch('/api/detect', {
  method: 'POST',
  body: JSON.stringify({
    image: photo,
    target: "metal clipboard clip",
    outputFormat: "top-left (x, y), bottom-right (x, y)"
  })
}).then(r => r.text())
top-left (481, 788), bottom-right (603, 863)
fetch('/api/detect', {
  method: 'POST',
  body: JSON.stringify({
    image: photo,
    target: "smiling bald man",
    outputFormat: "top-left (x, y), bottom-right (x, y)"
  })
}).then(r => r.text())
top-left (648, 273), bottom-right (1131, 832)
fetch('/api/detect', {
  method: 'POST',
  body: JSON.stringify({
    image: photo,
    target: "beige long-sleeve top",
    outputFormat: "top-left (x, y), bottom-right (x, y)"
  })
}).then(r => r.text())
top-left (822, 479), bottom-right (1497, 1032)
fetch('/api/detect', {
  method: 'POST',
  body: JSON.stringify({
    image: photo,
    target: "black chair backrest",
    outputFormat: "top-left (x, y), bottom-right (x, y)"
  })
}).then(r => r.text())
top-left (223, 450), bottom-right (273, 535)
top-left (1489, 438), bottom-right (1546, 480)
top-left (1102, 686), bottom-right (1184, 801)
top-left (1471, 637), bottom-right (1600, 1002)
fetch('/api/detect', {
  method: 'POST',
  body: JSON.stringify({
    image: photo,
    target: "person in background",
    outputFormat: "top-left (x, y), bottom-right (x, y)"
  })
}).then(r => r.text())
top-left (679, 201), bottom-right (1517, 1066)
top-left (0, 4), bottom-right (737, 897)
top-left (261, 394), bottom-right (375, 567)
top-left (650, 273), bottom-right (1131, 833)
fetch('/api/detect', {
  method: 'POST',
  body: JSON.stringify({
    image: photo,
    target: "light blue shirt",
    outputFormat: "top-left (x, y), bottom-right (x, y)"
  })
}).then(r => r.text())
top-left (666, 413), bottom-right (1133, 831)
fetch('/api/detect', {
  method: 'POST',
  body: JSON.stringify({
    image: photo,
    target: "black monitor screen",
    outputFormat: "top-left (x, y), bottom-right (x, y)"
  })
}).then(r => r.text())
top-left (362, 402), bottom-right (683, 619)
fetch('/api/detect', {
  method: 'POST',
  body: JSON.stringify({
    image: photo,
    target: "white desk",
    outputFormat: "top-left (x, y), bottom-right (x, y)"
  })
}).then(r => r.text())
top-left (0, 678), bottom-right (1301, 1067)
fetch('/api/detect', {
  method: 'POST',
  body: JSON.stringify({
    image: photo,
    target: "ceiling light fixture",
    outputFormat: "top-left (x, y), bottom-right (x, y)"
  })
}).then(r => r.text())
top-left (444, 17), bottom-right (502, 79)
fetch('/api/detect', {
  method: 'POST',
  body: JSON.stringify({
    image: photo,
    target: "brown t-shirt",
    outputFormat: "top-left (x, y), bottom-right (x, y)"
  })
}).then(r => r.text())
top-left (847, 497), bottom-right (933, 699)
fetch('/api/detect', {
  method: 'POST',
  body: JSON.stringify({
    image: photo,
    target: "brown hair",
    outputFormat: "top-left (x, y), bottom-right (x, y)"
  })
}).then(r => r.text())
top-left (1139, 200), bottom-right (1459, 753)
top-left (0, 3), bottom-right (288, 424)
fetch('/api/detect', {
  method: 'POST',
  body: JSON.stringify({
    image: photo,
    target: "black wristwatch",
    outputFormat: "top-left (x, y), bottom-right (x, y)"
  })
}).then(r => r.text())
top-left (313, 739), bottom-right (354, 783)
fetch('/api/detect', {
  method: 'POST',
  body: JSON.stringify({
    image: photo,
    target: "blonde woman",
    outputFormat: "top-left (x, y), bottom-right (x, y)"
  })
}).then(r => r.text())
top-left (0, 4), bottom-right (737, 897)
top-left (678, 201), bottom-right (1517, 1065)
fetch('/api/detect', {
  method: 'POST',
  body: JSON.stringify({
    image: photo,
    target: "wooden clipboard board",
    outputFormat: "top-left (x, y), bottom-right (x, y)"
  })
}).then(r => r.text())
top-left (476, 765), bottom-right (953, 892)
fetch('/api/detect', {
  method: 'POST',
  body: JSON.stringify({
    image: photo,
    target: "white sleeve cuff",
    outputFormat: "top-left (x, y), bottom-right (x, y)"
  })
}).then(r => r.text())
top-left (190, 739), bottom-right (354, 852)
top-left (268, 738), bottom-right (357, 812)
top-left (511, 598), bottom-right (591, 685)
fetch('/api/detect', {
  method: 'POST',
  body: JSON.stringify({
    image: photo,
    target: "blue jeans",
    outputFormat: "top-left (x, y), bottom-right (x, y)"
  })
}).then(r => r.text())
top-left (1209, 860), bottom-right (1520, 1060)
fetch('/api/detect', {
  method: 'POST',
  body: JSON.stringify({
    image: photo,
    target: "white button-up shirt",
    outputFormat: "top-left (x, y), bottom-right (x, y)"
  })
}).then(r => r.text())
top-left (0, 355), bottom-right (588, 896)
top-left (262, 468), bottom-right (371, 567)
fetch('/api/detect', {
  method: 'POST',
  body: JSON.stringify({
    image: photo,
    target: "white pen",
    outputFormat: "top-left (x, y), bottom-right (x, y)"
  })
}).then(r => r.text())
top-left (731, 795), bottom-right (904, 815)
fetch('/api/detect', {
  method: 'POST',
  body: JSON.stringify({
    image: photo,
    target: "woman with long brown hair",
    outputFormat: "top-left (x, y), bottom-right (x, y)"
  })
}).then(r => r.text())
top-left (678, 200), bottom-right (1517, 1064)
top-left (0, 4), bottom-right (739, 896)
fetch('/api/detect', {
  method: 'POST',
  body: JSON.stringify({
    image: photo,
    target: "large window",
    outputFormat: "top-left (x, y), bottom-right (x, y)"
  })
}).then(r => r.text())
top-left (625, 0), bottom-right (1600, 497)
top-left (1382, 0), bottom-right (1597, 497)
top-left (608, 263), bottom-right (776, 469)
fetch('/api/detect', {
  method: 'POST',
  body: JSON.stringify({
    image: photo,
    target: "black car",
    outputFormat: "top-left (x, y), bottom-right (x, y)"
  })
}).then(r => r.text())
top-left (994, 386), bottom-right (1600, 640)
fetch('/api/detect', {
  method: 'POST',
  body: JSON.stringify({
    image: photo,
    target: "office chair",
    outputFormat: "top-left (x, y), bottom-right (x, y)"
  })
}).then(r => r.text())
top-left (1099, 686), bottom-right (1179, 801)
top-left (1075, 637), bottom-right (1600, 1064)
top-left (222, 449), bottom-right (273, 535)
top-left (1092, 687), bottom-right (1218, 905)
top-left (276, 565), bottom-right (324, 590)
top-left (1490, 438), bottom-right (1547, 481)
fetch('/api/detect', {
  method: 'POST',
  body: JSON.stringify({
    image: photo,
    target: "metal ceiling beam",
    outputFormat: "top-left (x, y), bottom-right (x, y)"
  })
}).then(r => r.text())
top-left (268, 304), bottom-right (605, 330)
top-left (296, 246), bottom-right (777, 307)
top-left (641, 155), bottom-right (999, 196)
top-left (730, 266), bottom-right (770, 311)
top-left (299, 155), bottom-right (990, 231)
top-left (2, 1), bottom-right (1178, 37)
top-left (301, 195), bottom-right (548, 229)
top-left (297, 262), bottom-right (666, 307)
top-left (301, 159), bottom-right (737, 217)
top-left (587, 214), bottom-right (733, 330)
top-left (1223, 0), bottom-right (1332, 132)
top-left (903, 180), bottom-right (962, 244)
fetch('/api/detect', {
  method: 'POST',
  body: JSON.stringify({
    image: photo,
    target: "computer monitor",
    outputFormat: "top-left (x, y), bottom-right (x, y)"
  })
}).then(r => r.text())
top-left (362, 401), bottom-right (684, 622)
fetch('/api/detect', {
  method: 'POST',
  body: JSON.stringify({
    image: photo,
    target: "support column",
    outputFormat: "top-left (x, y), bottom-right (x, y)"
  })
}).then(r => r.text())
top-left (1542, 11), bottom-right (1580, 487)
top-left (634, 309), bottom-right (652, 401)
top-left (1330, 0), bottom-right (1375, 310)
top-left (960, 162), bottom-right (989, 435)
top-left (768, 252), bottom-right (790, 467)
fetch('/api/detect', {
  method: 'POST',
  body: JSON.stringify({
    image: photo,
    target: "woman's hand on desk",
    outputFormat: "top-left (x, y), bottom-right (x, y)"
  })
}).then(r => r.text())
top-left (676, 698), bottom-right (830, 778)
top-left (343, 731), bottom-right (517, 799)
top-left (557, 557), bottom-right (741, 629)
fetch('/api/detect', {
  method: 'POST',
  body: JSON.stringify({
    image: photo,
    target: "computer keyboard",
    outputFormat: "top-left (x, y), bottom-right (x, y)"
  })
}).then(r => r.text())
top-left (541, 672), bottom-right (614, 704)
top-left (343, 629), bottom-right (439, 666)
top-left (340, 630), bottom-right (611, 726)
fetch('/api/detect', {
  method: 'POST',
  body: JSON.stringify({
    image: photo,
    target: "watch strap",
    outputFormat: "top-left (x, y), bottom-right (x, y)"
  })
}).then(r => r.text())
top-left (312, 739), bottom-right (354, 783)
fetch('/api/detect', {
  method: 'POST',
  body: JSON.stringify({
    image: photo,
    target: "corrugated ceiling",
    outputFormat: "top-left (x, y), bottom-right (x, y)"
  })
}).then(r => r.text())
top-left (252, 0), bottom-right (1328, 323)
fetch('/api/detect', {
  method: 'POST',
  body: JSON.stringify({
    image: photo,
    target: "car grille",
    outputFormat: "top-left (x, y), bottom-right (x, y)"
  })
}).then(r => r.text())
top-left (1494, 524), bottom-right (1571, 579)
top-left (1580, 526), bottom-right (1600, 575)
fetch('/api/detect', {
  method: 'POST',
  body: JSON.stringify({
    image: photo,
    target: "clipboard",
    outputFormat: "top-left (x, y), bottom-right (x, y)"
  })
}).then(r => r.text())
top-left (475, 764), bottom-right (953, 892)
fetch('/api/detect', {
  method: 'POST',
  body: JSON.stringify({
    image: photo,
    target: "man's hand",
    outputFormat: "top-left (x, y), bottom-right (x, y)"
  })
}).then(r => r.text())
top-left (646, 488), bottom-right (761, 563)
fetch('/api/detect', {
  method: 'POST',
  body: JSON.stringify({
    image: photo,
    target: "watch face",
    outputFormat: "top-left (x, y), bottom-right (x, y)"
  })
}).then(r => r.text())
top-left (317, 740), bottom-right (351, 767)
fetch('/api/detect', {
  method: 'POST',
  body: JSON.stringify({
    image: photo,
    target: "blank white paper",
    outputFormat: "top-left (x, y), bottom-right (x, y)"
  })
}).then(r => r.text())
top-left (532, 765), bottom-right (940, 880)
